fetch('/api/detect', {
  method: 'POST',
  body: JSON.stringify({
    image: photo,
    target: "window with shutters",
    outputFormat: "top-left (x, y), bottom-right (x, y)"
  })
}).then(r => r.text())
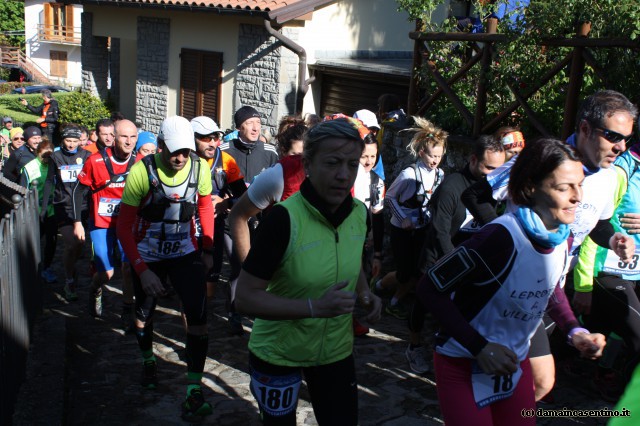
top-left (179, 49), bottom-right (222, 122)
top-left (50, 50), bottom-right (67, 78)
top-left (41, 3), bottom-right (77, 43)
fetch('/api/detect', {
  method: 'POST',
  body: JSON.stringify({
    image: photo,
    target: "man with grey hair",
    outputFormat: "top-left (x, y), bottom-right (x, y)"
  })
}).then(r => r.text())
top-left (20, 89), bottom-right (60, 145)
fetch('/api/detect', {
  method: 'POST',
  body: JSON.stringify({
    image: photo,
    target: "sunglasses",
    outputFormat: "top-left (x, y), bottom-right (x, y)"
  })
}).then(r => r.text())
top-left (197, 134), bottom-right (221, 142)
top-left (591, 123), bottom-right (634, 144)
top-left (13, 137), bottom-right (24, 141)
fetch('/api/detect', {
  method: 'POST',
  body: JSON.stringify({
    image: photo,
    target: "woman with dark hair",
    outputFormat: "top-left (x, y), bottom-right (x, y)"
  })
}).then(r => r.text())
top-left (276, 122), bottom-right (306, 157)
top-left (418, 139), bottom-right (606, 425)
top-left (236, 118), bottom-right (382, 425)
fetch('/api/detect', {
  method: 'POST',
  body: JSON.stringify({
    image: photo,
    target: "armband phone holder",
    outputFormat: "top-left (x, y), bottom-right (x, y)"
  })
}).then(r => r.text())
top-left (428, 246), bottom-right (475, 292)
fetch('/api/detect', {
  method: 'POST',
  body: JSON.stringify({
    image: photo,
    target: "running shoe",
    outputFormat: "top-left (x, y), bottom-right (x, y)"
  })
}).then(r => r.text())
top-left (141, 360), bottom-right (158, 389)
top-left (121, 304), bottom-right (135, 333)
top-left (41, 267), bottom-right (57, 283)
top-left (228, 312), bottom-right (244, 336)
top-left (405, 345), bottom-right (430, 374)
top-left (181, 388), bottom-right (213, 422)
top-left (90, 287), bottom-right (103, 318)
top-left (353, 318), bottom-right (369, 337)
top-left (63, 282), bottom-right (78, 301)
top-left (385, 303), bottom-right (408, 320)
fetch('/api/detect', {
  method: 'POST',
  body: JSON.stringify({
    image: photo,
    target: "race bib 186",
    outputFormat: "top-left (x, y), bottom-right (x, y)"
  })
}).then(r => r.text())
top-left (147, 232), bottom-right (188, 258)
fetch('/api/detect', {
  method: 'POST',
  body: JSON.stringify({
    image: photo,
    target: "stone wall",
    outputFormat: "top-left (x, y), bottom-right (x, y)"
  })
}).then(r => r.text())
top-left (109, 38), bottom-right (120, 111)
top-left (136, 17), bottom-right (170, 134)
top-left (278, 27), bottom-right (300, 119)
top-left (235, 24), bottom-right (285, 135)
top-left (80, 13), bottom-right (109, 100)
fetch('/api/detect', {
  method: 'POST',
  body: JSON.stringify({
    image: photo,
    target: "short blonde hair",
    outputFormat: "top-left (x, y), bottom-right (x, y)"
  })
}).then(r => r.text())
top-left (406, 116), bottom-right (448, 157)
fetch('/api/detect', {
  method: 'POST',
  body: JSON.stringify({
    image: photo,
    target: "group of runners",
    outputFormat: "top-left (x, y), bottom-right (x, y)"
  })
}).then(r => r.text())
top-left (2, 89), bottom-right (639, 425)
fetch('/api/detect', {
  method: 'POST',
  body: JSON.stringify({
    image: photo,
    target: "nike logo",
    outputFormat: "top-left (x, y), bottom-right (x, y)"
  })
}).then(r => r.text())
top-left (537, 278), bottom-right (545, 283)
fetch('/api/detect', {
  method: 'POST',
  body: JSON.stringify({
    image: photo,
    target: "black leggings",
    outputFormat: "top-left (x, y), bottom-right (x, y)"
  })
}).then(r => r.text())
top-left (132, 252), bottom-right (207, 326)
top-left (583, 274), bottom-right (640, 375)
top-left (249, 352), bottom-right (357, 426)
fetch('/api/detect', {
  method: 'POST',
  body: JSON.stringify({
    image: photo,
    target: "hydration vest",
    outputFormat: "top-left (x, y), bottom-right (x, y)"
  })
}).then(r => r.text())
top-left (92, 148), bottom-right (137, 193)
top-left (139, 152), bottom-right (201, 224)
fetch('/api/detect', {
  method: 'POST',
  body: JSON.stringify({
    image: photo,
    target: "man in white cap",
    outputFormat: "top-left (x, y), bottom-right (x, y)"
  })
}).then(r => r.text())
top-left (191, 116), bottom-right (246, 299)
top-left (116, 116), bottom-right (215, 422)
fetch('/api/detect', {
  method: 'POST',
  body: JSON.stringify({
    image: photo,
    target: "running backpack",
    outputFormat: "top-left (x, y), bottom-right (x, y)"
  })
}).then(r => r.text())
top-left (139, 152), bottom-right (201, 223)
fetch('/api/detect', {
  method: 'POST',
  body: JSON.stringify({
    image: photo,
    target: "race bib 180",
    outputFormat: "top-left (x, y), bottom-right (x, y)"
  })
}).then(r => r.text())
top-left (250, 369), bottom-right (301, 418)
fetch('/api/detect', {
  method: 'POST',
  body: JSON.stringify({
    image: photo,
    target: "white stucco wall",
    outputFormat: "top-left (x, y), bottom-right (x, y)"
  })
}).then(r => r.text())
top-left (24, 0), bottom-right (83, 87)
top-left (296, 0), bottom-right (449, 114)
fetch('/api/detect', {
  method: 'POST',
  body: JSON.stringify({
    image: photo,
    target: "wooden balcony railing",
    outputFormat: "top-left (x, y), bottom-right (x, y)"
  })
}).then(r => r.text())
top-left (0, 46), bottom-right (51, 84)
top-left (36, 24), bottom-right (81, 45)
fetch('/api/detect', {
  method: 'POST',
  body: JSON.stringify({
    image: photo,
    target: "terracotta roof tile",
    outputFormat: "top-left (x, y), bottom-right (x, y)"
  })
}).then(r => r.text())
top-left (81, 0), bottom-right (333, 22)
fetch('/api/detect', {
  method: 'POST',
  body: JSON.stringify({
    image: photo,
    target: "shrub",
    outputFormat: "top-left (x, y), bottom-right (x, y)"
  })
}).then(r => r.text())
top-left (58, 91), bottom-right (110, 129)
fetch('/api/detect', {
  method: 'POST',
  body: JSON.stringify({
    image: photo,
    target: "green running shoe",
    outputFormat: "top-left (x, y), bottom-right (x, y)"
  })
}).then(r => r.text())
top-left (181, 388), bottom-right (212, 422)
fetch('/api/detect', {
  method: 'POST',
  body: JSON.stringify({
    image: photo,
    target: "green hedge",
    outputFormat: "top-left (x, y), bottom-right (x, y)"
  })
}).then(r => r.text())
top-left (0, 92), bottom-right (109, 129)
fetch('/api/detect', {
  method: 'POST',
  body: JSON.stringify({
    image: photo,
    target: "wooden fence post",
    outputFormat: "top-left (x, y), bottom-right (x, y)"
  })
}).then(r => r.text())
top-left (473, 17), bottom-right (497, 137)
top-left (408, 19), bottom-right (423, 115)
top-left (562, 22), bottom-right (590, 140)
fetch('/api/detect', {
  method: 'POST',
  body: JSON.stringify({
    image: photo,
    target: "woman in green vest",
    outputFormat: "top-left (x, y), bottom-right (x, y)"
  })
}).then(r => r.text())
top-left (20, 138), bottom-right (58, 283)
top-left (236, 117), bottom-right (382, 425)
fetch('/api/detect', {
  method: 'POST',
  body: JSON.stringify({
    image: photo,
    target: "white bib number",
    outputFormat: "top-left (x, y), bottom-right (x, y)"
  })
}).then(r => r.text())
top-left (147, 232), bottom-right (188, 258)
top-left (472, 362), bottom-right (522, 409)
top-left (98, 197), bottom-right (121, 217)
top-left (60, 164), bottom-right (82, 183)
top-left (250, 371), bottom-right (301, 417)
top-left (459, 210), bottom-right (482, 233)
top-left (602, 249), bottom-right (640, 278)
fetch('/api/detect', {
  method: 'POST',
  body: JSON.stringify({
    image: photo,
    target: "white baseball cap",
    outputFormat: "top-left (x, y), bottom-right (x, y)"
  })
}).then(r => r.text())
top-left (191, 116), bottom-right (223, 136)
top-left (159, 116), bottom-right (195, 153)
top-left (353, 109), bottom-right (380, 130)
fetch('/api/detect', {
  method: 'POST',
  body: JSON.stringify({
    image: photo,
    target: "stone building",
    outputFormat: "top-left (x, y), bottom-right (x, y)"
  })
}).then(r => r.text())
top-left (70, 0), bottom-right (424, 134)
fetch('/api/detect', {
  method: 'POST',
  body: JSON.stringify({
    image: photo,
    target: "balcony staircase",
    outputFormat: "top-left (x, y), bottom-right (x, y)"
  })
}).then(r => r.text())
top-left (0, 46), bottom-right (51, 84)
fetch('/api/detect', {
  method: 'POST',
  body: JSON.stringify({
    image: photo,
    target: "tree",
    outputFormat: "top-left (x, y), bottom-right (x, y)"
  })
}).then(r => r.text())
top-left (0, 0), bottom-right (25, 48)
top-left (397, 0), bottom-right (640, 136)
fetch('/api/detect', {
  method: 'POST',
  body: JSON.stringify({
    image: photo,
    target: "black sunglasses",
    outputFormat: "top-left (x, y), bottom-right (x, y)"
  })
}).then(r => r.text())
top-left (591, 123), bottom-right (634, 144)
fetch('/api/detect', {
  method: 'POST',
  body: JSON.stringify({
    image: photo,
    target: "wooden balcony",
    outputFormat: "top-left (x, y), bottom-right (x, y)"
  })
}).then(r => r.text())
top-left (36, 24), bottom-right (81, 45)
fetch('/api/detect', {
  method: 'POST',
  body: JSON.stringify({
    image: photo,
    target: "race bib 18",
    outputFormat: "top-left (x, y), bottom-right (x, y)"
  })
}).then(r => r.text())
top-left (471, 362), bottom-right (523, 409)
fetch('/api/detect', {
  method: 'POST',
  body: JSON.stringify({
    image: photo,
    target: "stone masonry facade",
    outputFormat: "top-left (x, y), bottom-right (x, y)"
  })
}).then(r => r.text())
top-left (81, 13), bottom-right (109, 100)
top-left (136, 17), bottom-right (170, 134)
top-left (109, 38), bottom-right (120, 110)
top-left (236, 24), bottom-right (298, 135)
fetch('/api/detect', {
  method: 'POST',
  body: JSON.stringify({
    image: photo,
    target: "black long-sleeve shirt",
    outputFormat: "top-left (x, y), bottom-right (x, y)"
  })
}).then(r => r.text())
top-left (420, 164), bottom-right (481, 271)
